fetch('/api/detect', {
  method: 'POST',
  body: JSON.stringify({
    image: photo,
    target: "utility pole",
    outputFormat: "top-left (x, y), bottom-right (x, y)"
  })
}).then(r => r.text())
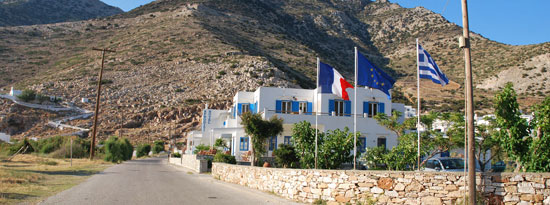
top-left (460, 0), bottom-right (476, 203)
top-left (119, 105), bottom-right (124, 138)
top-left (90, 48), bottom-right (116, 160)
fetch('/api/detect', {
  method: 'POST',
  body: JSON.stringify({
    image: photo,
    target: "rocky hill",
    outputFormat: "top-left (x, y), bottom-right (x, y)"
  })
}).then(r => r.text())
top-left (0, 0), bottom-right (548, 142)
top-left (0, 0), bottom-right (123, 26)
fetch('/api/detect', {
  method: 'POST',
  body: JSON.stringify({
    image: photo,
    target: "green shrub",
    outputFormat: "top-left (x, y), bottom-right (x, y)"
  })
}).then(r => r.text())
top-left (17, 89), bottom-right (36, 102)
top-left (103, 136), bottom-right (133, 163)
top-left (40, 143), bottom-right (58, 154)
top-left (172, 152), bottom-right (182, 158)
top-left (273, 144), bottom-right (298, 168)
top-left (36, 136), bottom-right (65, 154)
top-left (213, 152), bottom-right (236, 164)
top-left (152, 140), bottom-right (164, 154)
top-left (40, 160), bottom-right (58, 166)
top-left (49, 138), bottom-right (90, 158)
top-left (8, 138), bottom-right (35, 155)
top-left (193, 144), bottom-right (210, 154)
top-left (136, 144), bottom-right (151, 158)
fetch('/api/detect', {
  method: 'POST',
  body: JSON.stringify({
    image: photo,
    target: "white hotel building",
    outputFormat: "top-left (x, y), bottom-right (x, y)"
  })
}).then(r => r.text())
top-left (188, 87), bottom-right (406, 162)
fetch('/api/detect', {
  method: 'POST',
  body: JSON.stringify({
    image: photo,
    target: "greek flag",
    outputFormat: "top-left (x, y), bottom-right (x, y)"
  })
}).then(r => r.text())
top-left (418, 44), bottom-right (449, 86)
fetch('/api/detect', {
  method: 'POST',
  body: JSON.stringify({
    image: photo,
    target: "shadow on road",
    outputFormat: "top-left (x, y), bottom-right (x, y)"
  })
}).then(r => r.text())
top-left (22, 169), bottom-right (100, 176)
top-left (0, 192), bottom-right (36, 200)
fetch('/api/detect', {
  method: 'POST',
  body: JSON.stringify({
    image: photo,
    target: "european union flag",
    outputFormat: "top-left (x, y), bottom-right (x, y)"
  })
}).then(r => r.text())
top-left (357, 51), bottom-right (395, 99)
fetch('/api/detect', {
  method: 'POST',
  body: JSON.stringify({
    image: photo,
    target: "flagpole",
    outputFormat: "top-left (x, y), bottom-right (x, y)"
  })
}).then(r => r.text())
top-left (416, 38), bottom-right (421, 171)
top-left (315, 57), bottom-right (320, 169)
top-left (353, 47), bottom-right (358, 170)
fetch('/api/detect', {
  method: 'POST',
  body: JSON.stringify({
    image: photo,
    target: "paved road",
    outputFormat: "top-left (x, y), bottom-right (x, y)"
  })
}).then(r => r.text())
top-left (41, 157), bottom-right (300, 205)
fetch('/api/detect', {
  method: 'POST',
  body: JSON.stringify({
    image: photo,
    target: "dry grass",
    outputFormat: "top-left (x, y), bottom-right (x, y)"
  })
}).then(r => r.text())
top-left (0, 154), bottom-right (112, 204)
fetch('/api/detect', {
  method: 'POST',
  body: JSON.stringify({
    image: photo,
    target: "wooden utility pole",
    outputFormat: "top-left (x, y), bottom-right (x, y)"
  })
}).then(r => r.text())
top-left (119, 105), bottom-right (124, 137)
top-left (460, 0), bottom-right (476, 203)
top-left (90, 48), bottom-right (116, 160)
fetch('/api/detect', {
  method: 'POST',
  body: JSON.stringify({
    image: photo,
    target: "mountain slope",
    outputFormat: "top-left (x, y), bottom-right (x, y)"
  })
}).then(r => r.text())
top-left (0, 0), bottom-right (123, 26)
top-left (0, 0), bottom-right (548, 141)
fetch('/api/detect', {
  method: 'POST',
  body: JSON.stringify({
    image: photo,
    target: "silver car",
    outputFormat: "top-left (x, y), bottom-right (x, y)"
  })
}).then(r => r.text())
top-left (424, 157), bottom-right (465, 172)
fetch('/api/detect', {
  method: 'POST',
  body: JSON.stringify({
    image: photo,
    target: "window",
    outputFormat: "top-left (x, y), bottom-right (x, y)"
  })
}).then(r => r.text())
top-left (269, 136), bottom-right (277, 151)
top-left (284, 136), bottom-right (292, 145)
top-left (334, 100), bottom-right (345, 116)
top-left (239, 137), bottom-right (249, 151)
top-left (377, 137), bottom-right (386, 150)
top-left (241, 104), bottom-right (250, 114)
top-left (426, 160), bottom-right (435, 169)
top-left (359, 137), bottom-right (367, 153)
top-left (299, 102), bottom-right (308, 114)
top-left (281, 101), bottom-right (292, 114)
top-left (368, 103), bottom-right (378, 117)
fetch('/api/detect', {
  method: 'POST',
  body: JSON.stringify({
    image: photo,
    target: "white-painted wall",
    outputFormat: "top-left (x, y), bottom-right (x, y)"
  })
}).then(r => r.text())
top-left (190, 86), bottom-right (407, 162)
top-left (9, 87), bottom-right (21, 97)
top-left (0, 132), bottom-right (10, 143)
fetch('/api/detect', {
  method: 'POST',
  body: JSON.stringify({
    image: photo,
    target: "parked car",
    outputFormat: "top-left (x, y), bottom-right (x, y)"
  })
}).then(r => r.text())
top-left (491, 161), bottom-right (506, 172)
top-left (424, 157), bottom-right (466, 172)
top-left (424, 157), bottom-right (483, 172)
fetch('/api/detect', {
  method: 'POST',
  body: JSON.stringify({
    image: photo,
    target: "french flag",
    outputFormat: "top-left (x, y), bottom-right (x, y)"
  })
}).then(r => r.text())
top-left (318, 61), bottom-right (354, 100)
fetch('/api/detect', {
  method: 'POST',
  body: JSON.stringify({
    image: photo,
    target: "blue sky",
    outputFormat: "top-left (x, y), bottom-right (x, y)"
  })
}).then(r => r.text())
top-left (101, 0), bottom-right (549, 45)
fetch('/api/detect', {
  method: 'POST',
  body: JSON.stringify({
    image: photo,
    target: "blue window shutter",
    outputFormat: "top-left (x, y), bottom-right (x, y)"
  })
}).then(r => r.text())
top-left (378, 102), bottom-right (385, 114)
top-left (345, 100), bottom-right (351, 117)
top-left (291, 101), bottom-right (299, 113)
top-left (240, 137), bottom-right (249, 151)
top-left (328, 99), bottom-right (334, 116)
top-left (307, 102), bottom-right (312, 115)
top-left (275, 100), bottom-right (282, 113)
top-left (250, 103), bottom-right (255, 114)
top-left (269, 136), bottom-right (278, 151)
top-left (363, 101), bottom-right (368, 115)
top-left (359, 137), bottom-right (366, 153)
top-left (237, 103), bottom-right (243, 116)
top-left (239, 137), bottom-right (243, 151)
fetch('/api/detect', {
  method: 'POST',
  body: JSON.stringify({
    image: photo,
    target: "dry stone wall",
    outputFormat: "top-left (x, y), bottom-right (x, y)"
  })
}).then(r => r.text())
top-left (212, 163), bottom-right (550, 204)
top-left (169, 155), bottom-right (208, 173)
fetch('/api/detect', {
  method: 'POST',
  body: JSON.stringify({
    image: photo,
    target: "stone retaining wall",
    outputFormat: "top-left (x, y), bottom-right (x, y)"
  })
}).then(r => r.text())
top-left (169, 155), bottom-right (208, 173)
top-left (212, 163), bottom-right (550, 204)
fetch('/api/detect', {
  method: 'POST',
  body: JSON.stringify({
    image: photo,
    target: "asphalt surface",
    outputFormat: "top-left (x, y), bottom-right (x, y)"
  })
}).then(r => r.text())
top-left (41, 156), bottom-right (300, 205)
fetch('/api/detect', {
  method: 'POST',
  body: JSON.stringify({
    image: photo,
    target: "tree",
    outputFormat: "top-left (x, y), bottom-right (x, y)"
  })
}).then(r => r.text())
top-left (273, 144), bottom-right (298, 168)
top-left (214, 138), bottom-right (229, 151)
top-left (317, 128), bottom-right (356, 169)
top-left (17, 89), bottom-right (36, 102)
top-left (494, 83), bottom-right (530, 172)
top-left (240, 112), bottom-right (283, 166)
top-left (193, 144), bottom-right (210, 154)
top-left (418, 112), bottom-right (463, 167)
top-left (361, 146), bottom-right (387, 170)
top-left (291, 121), bottom-right (317, 169)
top-left (525, 96), bottom-right (550, 172)
top-left (373, 111), bottom-right (462, 170)
top-left (473, 117), bottom-right (502, 172)
top-left (152, 140), bottom-right (165, 154)
top-left (103, 136), bottom-right (133, 163)
top-left (136, 144), bottom-right (151, 158)
top-left (374, 110), bottom-right (416, 138)
top-left (376, 110), bottom-right (426, 170)
top-left (291, 121), bottom-right (358, 169)
top-left (384, 132), bottom-right (418, 170)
